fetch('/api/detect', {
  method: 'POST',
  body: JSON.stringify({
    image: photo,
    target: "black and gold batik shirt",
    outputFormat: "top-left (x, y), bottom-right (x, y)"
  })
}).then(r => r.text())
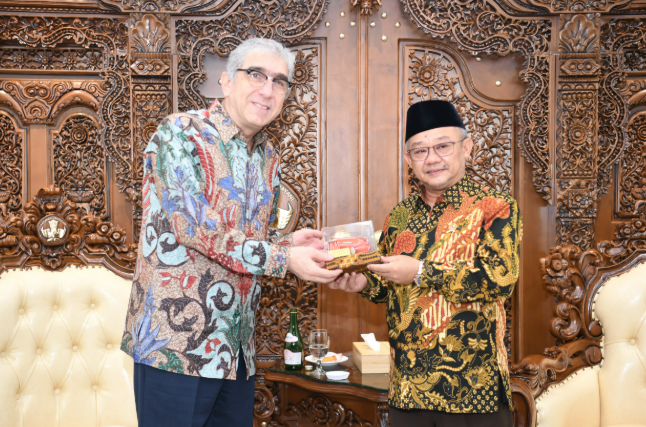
top-left (361, 175), bottom-right (522, 413)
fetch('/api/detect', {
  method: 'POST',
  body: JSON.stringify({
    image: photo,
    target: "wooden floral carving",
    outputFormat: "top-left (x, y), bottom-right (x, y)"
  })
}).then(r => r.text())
top-left (0, 186), bottom-right (136, 277)
top-left (0, 111), bottom-right (23, 218)
top-left (53, 114), bottom-right (107, 219)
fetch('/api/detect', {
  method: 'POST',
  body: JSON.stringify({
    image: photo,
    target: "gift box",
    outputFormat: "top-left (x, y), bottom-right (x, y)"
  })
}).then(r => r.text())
top-left (352, 341), bottom-right (391, 374)
top-left (322, 221), bottom-right (382, 274)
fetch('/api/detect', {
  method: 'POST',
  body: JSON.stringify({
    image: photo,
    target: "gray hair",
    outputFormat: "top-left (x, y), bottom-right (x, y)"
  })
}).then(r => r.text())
top-left (226, 38), bottom-right (296, 82)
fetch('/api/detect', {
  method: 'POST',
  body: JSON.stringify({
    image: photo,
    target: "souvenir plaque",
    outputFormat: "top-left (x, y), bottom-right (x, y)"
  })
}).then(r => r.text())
top-left (322, 221), bottom-right (382, 274)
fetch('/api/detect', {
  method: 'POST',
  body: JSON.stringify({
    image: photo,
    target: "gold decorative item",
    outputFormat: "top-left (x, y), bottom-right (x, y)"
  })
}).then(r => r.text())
top-left (340, 11), bottom-right (346, 17)
top-left (496, 81), bottom-right (502, 86)
top-left (339, 33), bottom-right (345, 39)
top-left (381, 12), bottom-right (387, 18)
top-left (351, 21), bottom-right (356, 27)
top-left (382, 35), bottom-right (387, 41)
top-left (370, 21), bottom-right (376, 27)
top-left (350, 0), bottom-right (382, 15)
top-left (325, 21), bottom-right (331, 27)
top-left (395, 22), bottom-right (401, 27)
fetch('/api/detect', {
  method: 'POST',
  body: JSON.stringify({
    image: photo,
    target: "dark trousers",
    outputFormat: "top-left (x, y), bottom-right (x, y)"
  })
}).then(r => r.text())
top-left (134, 353), bottom-right (255, 427)
top-left (389, 404), bottom-right (513, 427)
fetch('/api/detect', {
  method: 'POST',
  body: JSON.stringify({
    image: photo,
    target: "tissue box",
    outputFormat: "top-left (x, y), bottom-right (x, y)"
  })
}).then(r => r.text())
top-left (352, 341), bottom-right (391, 374)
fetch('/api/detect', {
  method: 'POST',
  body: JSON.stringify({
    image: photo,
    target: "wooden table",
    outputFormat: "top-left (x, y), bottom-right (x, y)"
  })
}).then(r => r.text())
top-left (258, 354), bottom-right (390, 427)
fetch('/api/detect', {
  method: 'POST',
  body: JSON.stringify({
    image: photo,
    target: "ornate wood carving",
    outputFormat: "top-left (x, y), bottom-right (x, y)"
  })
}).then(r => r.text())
top-left (52, 114), bottom-right (107, 219)
top-left (555, 14), bottom-right (601, 250)
top-left (401, 0), bottom-right (552, 201)
top-left (0, 80), bottom-right (106, 125)
top-left (175, 0), bottom-right (329, 112)
top-left (525, 0), bottom-right (631, 13)
top-left (287, 394), bottom-right (373, 427)
top-left (129, 13), bottom-right (170, 76)
top-left (0, 111), bottom-right (24, 217)
top-left (351, 0), bottom-right (382, 16)
top-left (617, 112), bottom-right (646, 217)
top-left (598, 214), bottom-right (646, 264)
top-left (131, 82), bottom-right (171, 242)
top-left (99, 0), bottom-right (239, 13)
top-left (257, 45), bottom-right (321, 366)
top-left (0, 16), bottom-right (133, 199)
top-left (0, 186), bottom-right (136, 277)
top-left (0, 47), bottom-right (105, 72)
top-left (404, 45), bottom-right (514, 196)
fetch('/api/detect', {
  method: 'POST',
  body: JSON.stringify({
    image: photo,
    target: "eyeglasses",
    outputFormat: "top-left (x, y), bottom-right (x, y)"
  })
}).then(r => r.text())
top-left (407, 140), bottom-right (462, 161)
top-left (237, 68), bottom-right (292, 95)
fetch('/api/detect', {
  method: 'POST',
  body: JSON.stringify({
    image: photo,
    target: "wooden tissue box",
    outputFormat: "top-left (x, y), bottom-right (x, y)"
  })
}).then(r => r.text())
top-left (352, 341), bottom-right (391, 374)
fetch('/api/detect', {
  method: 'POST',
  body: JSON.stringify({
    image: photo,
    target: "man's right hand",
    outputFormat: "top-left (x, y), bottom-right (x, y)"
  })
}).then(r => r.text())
top-left (288, 246), bottom-right (342, 283)
top-left (328, 271), bottom-right (368, 293)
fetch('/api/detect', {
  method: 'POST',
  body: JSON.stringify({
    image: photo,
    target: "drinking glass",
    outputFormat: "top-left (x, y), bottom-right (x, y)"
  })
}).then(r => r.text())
top-left (308, 329), bottom-right (329, 377)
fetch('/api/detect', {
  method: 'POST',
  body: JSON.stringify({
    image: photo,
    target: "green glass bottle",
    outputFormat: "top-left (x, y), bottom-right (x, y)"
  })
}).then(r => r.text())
top-left (284, 308), bottom-right (303, 370)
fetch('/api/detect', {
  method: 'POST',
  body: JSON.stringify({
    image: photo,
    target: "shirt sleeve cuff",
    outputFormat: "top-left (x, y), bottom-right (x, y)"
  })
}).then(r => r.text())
top-left (263, 241), bottom-right (292, 278)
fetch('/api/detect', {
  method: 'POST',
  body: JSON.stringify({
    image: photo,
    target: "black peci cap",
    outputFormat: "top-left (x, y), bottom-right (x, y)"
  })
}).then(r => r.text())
top-left (405, 100), bottom-right (465, 142)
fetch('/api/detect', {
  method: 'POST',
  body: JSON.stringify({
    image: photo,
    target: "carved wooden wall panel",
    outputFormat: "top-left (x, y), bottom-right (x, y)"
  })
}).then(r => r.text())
top-left (0, 111), bottom-right (24, 217)
top-left (52, 114), bottom-right (107, 219)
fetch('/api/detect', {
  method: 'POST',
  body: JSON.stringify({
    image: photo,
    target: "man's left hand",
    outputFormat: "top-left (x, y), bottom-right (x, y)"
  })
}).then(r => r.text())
top-left (368, 255), bottom-right (421, 285)
top-left (293, 228), bottom-right (324, 250)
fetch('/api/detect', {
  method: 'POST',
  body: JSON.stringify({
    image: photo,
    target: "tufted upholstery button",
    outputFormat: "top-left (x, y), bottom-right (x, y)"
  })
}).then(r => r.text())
top-left (52, 305), bottom-right (58, 311)
top-left (629, 338), bottom-right (636, 345)
top-left (107, 344), bottom-right (112, 350)
top-left (36, 349), bottom-right (42, 355)
top-left (18, 308), bottom-right (24, 315)
top-left (15, 395), bottom-right (19, 401)
top-left (72, 345), bottom-right (78, 352)
top-left (90, 303), bottom-right (96, 309)
top-left (54, 389), bottom-right (60, 395)
top-left (92, 385), bottom-right (98, 391)
top-left (0, 352), bottom-right (5, 358)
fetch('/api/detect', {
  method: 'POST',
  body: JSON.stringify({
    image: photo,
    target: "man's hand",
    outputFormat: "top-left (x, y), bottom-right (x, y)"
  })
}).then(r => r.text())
top-left (368, 255), bottom-right (420, 285)
top-left (328, 272), bottom-right (368, 293)
top-left (288, 246), bottom-right (342, 283)
top-left (292, 228), bottom-right (324, 250)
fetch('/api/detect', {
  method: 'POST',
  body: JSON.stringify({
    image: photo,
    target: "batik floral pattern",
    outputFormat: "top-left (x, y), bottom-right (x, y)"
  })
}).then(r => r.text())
top-left (361, 175), bottom-right (522, 413)
top-left (121, 101), bottom-right (292, 379)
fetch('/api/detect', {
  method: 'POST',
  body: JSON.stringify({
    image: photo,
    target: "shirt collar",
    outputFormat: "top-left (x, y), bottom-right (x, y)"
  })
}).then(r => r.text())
top-left (207, 100), bottom-right (269, 149)
top-left (417, 174), bottom-right (471, 210)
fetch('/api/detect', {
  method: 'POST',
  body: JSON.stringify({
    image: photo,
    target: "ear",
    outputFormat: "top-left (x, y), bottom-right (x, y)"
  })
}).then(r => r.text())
top-left (404, 149), bottom-right (413, 169)
top-left (221, 71), bottom-right (232, 97)
top-left (462, 137), bottom-right (473, 158)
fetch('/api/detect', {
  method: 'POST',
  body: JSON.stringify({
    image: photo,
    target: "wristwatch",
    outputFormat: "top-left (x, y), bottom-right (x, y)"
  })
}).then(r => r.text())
top-left (413, 260), bottom-right (424, 287)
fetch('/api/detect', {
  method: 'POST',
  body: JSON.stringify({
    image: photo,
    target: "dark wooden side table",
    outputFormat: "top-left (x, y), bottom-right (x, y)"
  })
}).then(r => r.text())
top-left (258, 353), bottom-right (390, 427)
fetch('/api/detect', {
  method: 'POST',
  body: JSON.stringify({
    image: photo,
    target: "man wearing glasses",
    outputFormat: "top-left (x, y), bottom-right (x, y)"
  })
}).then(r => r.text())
top-left (330, 100), bottom-right (522, 427)
top-left (122, 38), bottom-right (341, 427)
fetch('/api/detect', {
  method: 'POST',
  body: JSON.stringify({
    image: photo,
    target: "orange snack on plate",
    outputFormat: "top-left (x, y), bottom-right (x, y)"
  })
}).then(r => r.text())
top-left (322, 353), bottom-right (343, 362)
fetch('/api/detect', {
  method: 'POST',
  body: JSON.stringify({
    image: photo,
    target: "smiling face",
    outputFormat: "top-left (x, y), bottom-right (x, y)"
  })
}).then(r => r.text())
top-left (220, 51), bottom-right (289, 141)
top-left (404, 126), bottom-right (473, 200)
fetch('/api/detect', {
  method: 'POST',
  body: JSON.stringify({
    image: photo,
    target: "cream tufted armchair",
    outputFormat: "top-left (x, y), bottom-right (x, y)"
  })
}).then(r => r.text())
top-left (510, 240), bottom-right (646, 427)
top-left (0, 187), bottom-right (138, 427)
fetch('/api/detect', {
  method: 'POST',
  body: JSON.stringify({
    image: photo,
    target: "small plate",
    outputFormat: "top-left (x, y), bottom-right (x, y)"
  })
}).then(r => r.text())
top-left (305, 355), bottom-right (348, 365)
top-left (326, 371), bottom-right (350, 380)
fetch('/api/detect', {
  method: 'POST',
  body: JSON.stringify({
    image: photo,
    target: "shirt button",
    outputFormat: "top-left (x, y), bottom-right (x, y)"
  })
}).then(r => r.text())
top-left (630, 339), bottom-right (636, 345)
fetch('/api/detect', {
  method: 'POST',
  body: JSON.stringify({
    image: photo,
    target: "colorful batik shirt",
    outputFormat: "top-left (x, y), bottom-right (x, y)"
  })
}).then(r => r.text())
top-left (121, 101), bottom-right (292, 379)
top-left (361, 175), bottom-right (522, 413)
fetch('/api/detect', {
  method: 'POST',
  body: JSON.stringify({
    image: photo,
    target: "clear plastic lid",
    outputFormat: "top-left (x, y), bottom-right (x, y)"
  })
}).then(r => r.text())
top-left (321, 221), bottom-right (378, 255)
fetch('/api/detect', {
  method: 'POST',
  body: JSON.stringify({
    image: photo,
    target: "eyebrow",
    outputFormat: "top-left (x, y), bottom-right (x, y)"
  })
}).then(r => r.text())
top-left (247, 66), bottom-right (289, 81)
top-left (409, 136), bottom-right (452, 147)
